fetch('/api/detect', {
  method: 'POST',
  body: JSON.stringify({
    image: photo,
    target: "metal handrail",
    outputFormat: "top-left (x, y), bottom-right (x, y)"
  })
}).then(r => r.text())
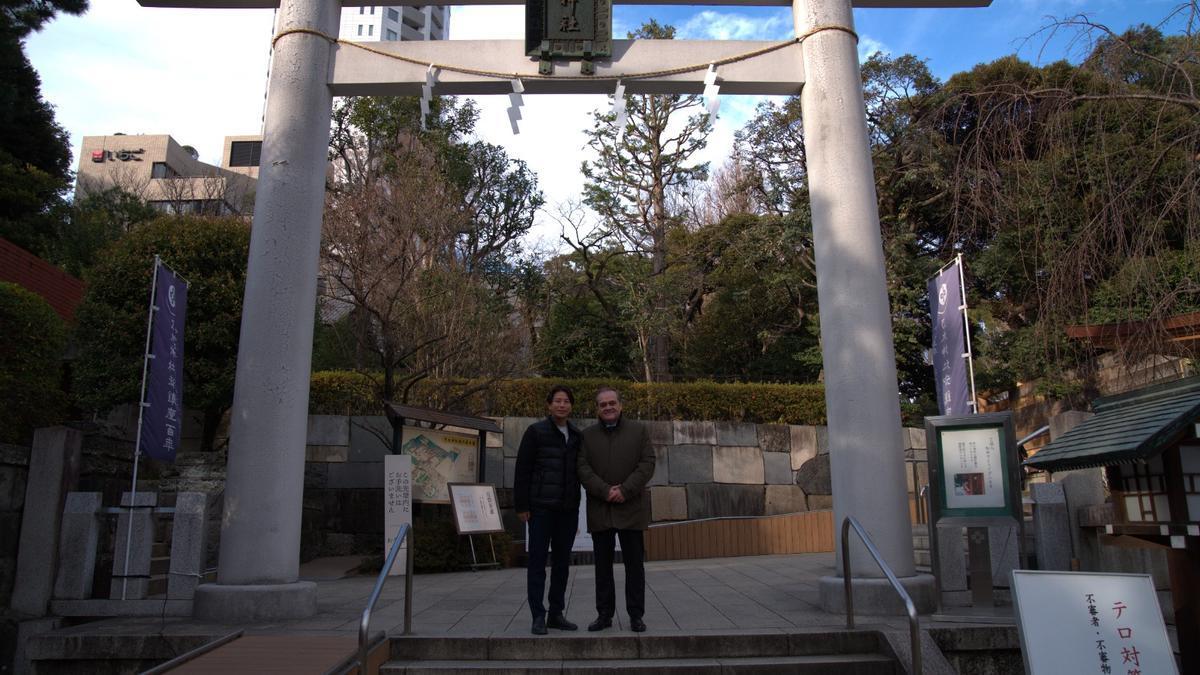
top-left (359, 523), bottom-right (414, 673)
top-left (139, 630), bottom-right (242, 674)
top-left (841, 516), bottom-right (922, 675)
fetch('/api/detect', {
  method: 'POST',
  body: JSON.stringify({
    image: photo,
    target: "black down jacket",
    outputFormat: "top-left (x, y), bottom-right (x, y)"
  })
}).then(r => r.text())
top-left (513, 417), bottom-right (582, 512)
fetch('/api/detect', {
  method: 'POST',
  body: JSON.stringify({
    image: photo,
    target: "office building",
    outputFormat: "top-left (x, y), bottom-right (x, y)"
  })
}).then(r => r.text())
top-left (75, 134), bottom-right (260, 216)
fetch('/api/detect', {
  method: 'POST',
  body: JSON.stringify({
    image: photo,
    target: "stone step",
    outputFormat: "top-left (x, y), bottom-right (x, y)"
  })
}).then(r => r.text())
top-left (150, 556), bottom-right (171, 576)
top-left (912, 534), bottom-right (930, 549)
top-left (914, 550), bottom-right (931, 567)
top-left (148, 575), bottom-right (167, 597)
top-left (381, 654), bottom-right (897, 674)
top-left (389, 630), bottom-right (885, 662)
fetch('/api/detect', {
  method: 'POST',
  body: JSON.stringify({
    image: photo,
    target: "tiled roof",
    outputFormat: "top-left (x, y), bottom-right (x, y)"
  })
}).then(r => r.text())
top-left (0, 238), bottom-right (84, 321)
top-left (1024, 375), bottom-right (1200, 471)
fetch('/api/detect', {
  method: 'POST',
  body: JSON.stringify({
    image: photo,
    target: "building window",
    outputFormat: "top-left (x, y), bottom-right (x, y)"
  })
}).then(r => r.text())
top-left (387, 8), bottom-right (399, 21)
top-left (385, 28), bottom-right (397, 40)
top-left (368, 24), bottom-right (373, 36)
top-left (357, 24), bottom-right (363, 36)
top-left (370, 6), bottom-right (375, 14)
top-left (228, 141), bottom-right (262, 168)
top-left (359, 6), bottom-right (364, 13)
top-left (1116, 460), bottom-right (1171, 522)
top-left (151, 162), bottom-right (178, 179)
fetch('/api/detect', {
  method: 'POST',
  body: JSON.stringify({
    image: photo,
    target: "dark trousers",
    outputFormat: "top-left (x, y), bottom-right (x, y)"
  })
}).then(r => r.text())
top-left (527, 508), bottom-right (577, 619)
top-left (592, 528), bottom-right (645, 620)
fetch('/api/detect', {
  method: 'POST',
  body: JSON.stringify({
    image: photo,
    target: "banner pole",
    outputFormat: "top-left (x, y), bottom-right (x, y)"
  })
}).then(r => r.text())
top-left (122, 255), bottom-right (161, 600)
top-left (956, 253), bottom-right (979, 413)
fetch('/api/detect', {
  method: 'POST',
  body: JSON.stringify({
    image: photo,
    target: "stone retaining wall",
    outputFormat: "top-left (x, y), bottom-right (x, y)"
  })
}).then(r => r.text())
top-left (301, 414), bottom-right (928, 558)
top-left (0, 443), bottom-right (30, 609)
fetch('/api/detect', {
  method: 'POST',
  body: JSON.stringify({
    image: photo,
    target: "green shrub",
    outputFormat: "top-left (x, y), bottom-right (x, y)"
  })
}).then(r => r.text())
top-left (72, 216), bottom-right (250, 450)
top-left (412, 516), bottom-right (470, 573)
top-left (0, 282), bottom-right (68, 443)
top-left (309, 373), bottom-right (828, 425)
top-left (309, 370), bottom-right (381, 415)
top-left (356, 516), bottom-right (515, 574)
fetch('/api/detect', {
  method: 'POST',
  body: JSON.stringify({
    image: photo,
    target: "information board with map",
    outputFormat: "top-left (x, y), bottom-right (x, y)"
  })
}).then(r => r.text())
top-left (399, 427), bottom-right (479, 503)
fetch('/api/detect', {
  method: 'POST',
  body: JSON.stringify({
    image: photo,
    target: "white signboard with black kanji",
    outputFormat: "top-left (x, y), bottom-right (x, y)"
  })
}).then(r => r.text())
top-left (1012, 570), bottom-right (1177, 675)
top-left (384, 454), bottom-right (413, 576)
top-left (447, 483), bottom-right (504, 534)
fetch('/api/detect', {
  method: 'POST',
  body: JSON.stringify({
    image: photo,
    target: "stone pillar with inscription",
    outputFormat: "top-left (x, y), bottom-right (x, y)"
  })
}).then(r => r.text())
top-left (793, 0), bottom-right (935, 614)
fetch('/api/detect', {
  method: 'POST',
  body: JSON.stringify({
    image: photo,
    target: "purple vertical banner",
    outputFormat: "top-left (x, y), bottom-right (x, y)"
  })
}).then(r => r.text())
top-left (928, 262), bottom-right (971, 415)
top-left (140, 260), bottom-right (188, 461)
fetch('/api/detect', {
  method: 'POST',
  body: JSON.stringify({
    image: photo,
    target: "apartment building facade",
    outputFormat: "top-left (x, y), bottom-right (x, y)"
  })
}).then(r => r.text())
top-left (339, 4), bottom-right (447, 42)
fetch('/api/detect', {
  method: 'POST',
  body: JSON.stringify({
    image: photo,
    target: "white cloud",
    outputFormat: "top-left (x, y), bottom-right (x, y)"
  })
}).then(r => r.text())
top-left (858, 35), bottom-right (891, 61)
top-left (678, 10), bottom-right (792, 42)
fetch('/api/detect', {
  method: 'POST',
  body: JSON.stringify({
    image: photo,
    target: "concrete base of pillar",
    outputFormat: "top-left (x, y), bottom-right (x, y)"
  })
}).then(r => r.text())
top-left (193, 582), bottom-right (316, 621)
top-left (818, 573), bottom-right (937, 615)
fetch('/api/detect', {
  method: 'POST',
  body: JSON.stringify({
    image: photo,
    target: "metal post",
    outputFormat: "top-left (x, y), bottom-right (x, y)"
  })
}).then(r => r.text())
top-left (956, 254), bottom-right (979, 413)
top-left (924, 487), bottom-right (941, 613)
top-left (122, 256), bottom-right (161, 601)
top-left (404, 535), bottom-right (414, 635)
top-left (841, 516), bottom-right (923, 674)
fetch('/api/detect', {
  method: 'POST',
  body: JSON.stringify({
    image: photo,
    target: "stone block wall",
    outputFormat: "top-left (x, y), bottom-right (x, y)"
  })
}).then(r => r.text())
top-left (490, 418), bottom-right (928, 528)
top-left (299, 414), bottom-right (927, 555)
top-left (302, 415), bottom-right (388, 560)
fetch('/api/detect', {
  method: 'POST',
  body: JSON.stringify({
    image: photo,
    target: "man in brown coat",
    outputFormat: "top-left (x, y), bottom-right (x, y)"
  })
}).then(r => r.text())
top-left (577, 386), bottom-right (656, 632)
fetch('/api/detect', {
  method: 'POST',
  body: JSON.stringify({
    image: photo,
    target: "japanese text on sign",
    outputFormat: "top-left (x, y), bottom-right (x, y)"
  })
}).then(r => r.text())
top-left (1012, 571), bottom-right (1176, 675)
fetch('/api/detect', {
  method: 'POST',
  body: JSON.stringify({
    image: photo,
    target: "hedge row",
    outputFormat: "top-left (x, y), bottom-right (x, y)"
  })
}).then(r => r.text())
top-left (308, 371), bottom-right (828, 425)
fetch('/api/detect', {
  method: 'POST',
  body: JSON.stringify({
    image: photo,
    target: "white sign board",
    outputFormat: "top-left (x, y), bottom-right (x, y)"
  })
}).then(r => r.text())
top-left (1012, 570), bottom-right (1178, 675)
top-left (384, 454), bottom-right (413, 576)
top-left (940, 426), bottom-right (1005, 509)
top-left (572, 487), bottom-right (592, 552)
top-left (447, 483), bottom-right (504, 534)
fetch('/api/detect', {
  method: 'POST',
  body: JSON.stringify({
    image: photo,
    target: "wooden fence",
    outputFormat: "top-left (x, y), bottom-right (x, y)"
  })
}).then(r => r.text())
top-left (643, 510), bottom-right (834, 561)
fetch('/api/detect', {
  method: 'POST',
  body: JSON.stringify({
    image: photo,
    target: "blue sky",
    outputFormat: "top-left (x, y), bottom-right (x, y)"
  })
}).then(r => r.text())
top-left (25, 0), bottom-right (1179, 244)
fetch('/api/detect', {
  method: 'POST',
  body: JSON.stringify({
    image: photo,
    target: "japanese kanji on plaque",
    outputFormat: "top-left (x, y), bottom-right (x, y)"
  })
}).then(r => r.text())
top-left (1012, 570), bottom-right (1178, 675)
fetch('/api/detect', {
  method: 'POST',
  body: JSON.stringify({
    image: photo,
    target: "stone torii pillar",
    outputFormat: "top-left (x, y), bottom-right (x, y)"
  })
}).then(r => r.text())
top-left (198, 0), bottom-right (341, 620)
top-left (137, 0), bottom-right (989, 620)
top-left (798, 0), bottom-right (929, 613)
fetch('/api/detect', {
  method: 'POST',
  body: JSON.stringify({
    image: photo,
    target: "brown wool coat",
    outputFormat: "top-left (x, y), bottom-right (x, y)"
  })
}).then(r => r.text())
top-left (578, 417), bottom-right (656, 532)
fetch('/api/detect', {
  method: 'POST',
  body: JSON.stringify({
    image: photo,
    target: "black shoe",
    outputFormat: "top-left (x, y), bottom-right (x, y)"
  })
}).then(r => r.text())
top-left (547, 614), bottom-right (578, 631)
top-left (587, 616), bottom-right (612, 632)
top-left (630, 617), bottom-right (646, 632)
top-left (532, 615), bottom-right (547, 635)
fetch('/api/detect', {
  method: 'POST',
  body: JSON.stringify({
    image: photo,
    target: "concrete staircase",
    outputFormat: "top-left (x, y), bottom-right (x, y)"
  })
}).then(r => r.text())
top-left (912, 524), bottom-right (931, 571)
top-left (379, 630), bottom-right (901, 674)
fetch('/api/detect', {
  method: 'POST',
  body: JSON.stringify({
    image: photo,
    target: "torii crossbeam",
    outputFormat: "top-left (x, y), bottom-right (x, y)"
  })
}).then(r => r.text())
top-left (132, 0), bottom-right (991, 622)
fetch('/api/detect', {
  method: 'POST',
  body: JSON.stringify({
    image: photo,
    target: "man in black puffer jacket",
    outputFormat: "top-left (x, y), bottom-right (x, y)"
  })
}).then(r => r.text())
top-left (514, 384), bottom-right (582, 635)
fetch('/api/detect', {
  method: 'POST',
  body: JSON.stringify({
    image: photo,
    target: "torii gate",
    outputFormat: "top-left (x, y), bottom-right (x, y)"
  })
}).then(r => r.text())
top-left (138, 0), bottom-right (990, 621)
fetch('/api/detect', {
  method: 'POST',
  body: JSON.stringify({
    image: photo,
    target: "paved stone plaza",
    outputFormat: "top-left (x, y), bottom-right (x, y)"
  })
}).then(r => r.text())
top-left (46, 553), bottom-right (965, 639)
